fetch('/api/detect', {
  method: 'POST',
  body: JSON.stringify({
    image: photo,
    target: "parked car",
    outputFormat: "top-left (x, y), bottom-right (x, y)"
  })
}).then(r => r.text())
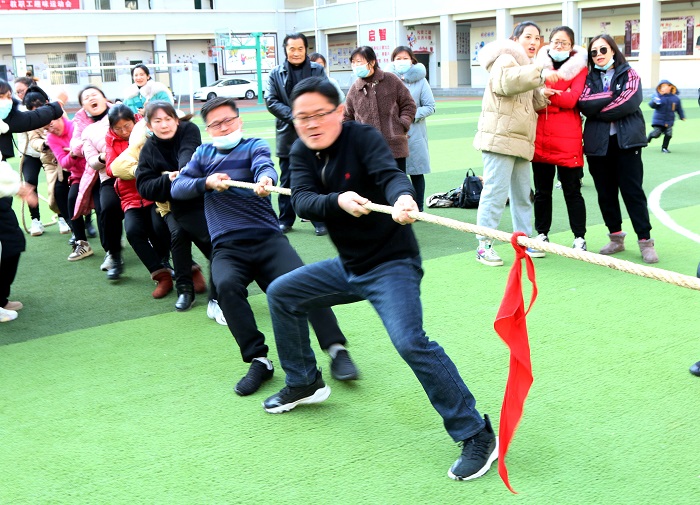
top-left (193, 78), bottom-right (263, 101)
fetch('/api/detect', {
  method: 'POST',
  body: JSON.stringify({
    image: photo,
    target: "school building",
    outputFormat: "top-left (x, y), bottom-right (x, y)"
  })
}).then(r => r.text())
top-left (1, 0), bottom-right (698, 101)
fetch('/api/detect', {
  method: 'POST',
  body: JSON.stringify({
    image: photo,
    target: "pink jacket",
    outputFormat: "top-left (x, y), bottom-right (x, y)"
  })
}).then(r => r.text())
top-left (46, 116), bottom-right (86, 185)
top-left (82, 115), bottom-right (111, 182)
top-left (69, 104), bottom-right (113, 157)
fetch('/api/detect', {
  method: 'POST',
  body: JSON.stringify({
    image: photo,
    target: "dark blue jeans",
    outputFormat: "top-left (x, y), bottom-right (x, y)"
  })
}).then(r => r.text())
top-left (266, 256), bottom-right (485, 442)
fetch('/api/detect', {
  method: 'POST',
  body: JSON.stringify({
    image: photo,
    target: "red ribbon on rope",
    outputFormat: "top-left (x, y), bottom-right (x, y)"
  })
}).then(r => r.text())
top-left (494, 231), bottom-right (538, 493)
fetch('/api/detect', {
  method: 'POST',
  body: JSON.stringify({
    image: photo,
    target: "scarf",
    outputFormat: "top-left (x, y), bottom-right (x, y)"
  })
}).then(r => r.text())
top-left (284, 57), bottom-right (312, 97)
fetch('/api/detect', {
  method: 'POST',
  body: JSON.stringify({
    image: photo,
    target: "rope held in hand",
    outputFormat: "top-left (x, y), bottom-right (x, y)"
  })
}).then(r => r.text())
top-left (223, 179), bottom-right (700, 292)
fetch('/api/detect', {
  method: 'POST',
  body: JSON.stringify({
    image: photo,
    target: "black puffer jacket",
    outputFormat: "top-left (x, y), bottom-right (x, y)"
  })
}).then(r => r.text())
top-left (578, 61), bottom-right (647, 156)
top-left (0, 98), bottom-right (63, 159)
top-left (265, 61), bottom-right (326, 158)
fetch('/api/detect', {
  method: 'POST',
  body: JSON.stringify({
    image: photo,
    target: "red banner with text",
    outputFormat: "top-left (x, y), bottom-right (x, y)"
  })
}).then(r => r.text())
top-left (0, 0), bottom-right (79, 9)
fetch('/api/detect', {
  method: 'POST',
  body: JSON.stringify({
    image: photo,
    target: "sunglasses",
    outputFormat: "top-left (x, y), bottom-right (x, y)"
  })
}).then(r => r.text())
top-left (590, 47), bottom-right (609, 58)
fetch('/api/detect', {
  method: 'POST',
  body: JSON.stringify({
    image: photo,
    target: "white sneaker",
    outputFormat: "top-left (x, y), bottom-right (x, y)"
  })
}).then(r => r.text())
top-left (476, 240), bottom-right (504, 267)
top-left (100, 253), bottom-right (114, 271)
top-left (0, 307), bottom-right (18, 322)
top-left (526, 233), bottom-right (548, 258)
top-left (555, 181), bottom-right (562, 190)
top-left (207, 299), bottom-right (228, 326)
top-left (58, 216), bottom-right (71, 234)
top-left (573, 237), bottom-right (587, 251)
top-left (68, 240), bottom-right (94, 261)
top-left (30, 218), bottom-right (44, 236)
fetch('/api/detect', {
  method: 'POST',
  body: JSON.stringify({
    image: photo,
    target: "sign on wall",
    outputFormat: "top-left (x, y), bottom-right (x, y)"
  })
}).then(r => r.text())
top-left (359, 23), bottom-right (395, 67)
top-left (328, 40), bottom-right (355, 71)
top-left (218, 33), bottom-right (277, 75)
top-left (406, 26), bottom-right (434, 53)
top-left (0, 0), bottom-right (78, 8)
top-left (625, 16), bottom-right (695, 56)
top-left (470, 28), bottom-right (497, 64)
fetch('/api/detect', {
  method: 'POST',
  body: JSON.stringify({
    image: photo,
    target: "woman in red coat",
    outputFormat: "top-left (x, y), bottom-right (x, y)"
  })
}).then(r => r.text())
top-left (531, 26), bottom-right (588, 251)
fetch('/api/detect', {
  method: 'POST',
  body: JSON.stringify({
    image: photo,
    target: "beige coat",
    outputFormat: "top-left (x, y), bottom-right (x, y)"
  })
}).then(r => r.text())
top-left (26, 127), bottom-right (61, 213)
top-left (473, 39), bottom-right (548, 161)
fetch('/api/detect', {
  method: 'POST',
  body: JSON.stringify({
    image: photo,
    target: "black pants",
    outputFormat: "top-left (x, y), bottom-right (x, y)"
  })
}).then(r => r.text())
top-left (163, 211), bottom-right (212, 294)
top-left (532, 163), bottom-right (586, 238)
top-left (124, 206), bottom-right (171, 273)
top-left (21, 156), bottom-right (42, 220)
top-left (410, 174), bottom-right (425, 211)
top-left (587, 136), bottom-right (651, 240)
top-left (211, 233), bottom-right (346, 362)
top-left (277, 157), bottom-right (323, 229)
top-left (67, 183), bottom-right (87, 241)
top-left (648, 125), bottom-right (672, 150)
top-left (53, 172), bottom-right (71, 223)
top-left (395, 157), bottom-right (406, 173)
top-left (99, 180), bottom-right (124, 258)
top-left (0, 253), bottom-right (21, 307)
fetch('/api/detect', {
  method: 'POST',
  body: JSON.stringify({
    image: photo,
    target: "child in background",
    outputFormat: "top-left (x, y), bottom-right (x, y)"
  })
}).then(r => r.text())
top-left (647, 79), bottom-right (685, 153)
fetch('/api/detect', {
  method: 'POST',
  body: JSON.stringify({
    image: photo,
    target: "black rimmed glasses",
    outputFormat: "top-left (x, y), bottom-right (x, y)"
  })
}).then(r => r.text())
top-left (206, 116), bottom-right (239, 130)
top-left (292, 107), bottom-right (338, 125)
top-left (551, 40), bottom-right (571, 49)
top-left (590, 47), bottom-right (609, 58)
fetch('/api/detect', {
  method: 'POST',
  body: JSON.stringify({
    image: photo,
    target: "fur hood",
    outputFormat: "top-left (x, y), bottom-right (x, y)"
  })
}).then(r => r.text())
top-left (656, 79), bottom-right (678, 95)
top-left (478, 39), bottom-right (531, 70)
top-left (124, 79), bottom-right (171, 100)
top-left (384, 62), bottom-right (427, 84)
top-left (536, 44), bottom-right (588, 81)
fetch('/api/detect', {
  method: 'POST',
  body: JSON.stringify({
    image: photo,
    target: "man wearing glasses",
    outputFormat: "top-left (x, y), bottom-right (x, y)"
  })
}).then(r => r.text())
top-left (171, 97), bottom-right (358, 398)
top-left (265, 32), bottom-right (329, 236)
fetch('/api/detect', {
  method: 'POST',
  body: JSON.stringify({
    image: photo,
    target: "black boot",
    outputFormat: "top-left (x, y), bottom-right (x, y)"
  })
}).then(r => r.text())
top-left (175, 285), bottom-right (195, 311)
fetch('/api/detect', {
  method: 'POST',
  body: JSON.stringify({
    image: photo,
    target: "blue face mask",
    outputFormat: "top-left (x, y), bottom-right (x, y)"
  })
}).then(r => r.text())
top-left (394, 61), bottom-right (412, 74)
top-left (353, 65), bottom-right (370, 79)
top-left (594, 58), bottom-right (614, 71)
top-left (548, 49), bottom-right (570, 63)
top-left (212, 129), bottom-right (242, 151)
top-left (0, 99), bottom-right (13, 120)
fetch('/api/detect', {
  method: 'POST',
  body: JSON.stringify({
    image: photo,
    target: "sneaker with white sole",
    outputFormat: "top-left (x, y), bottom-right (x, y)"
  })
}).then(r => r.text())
top-left (68, 240), bottom-right (94, 261)
top-left (263, 369), bottom-right (331, 413)
top-left (100, 253), bottom-right (115, 271)
top-left (526, 233), bottom-right (548, 258)
top-left (30, 218), bottom-right (44, 236)
top-left (206, 299), bottom-right (228, 326)
top-left (0, 307), bottom-right (18, 322)
top-left (476, 240), bottom-right (503, 267)
top-left (3, 301), bottom-right (23, 311)
top-left (57, 216), bottom-right (71, 234)
top-left (573, 237), bottom-right (587, 251)
top-left (448, 414), bottom-right (498, 481)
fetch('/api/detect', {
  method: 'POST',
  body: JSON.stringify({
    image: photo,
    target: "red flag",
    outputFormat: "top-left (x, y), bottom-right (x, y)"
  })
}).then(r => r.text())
top-left (494, 232), bottom-right (537, 493)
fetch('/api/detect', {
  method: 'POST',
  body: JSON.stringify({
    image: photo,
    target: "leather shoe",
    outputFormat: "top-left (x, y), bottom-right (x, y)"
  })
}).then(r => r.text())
top-left (690, 361), bottom-right (700, 377)
top-left (314, 225), bottom-right (328, 236)
top-left (175, 291), bottom-right (194, 311)
top-left (279, 223), bottom-right (292, 234)
top-left (107, 261), bottom-right (124, 280)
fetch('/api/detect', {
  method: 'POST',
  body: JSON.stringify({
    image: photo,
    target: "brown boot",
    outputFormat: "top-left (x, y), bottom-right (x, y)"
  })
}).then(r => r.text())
top-left (151, 268), bottom-right (173, 299)
top-left (599, 232), bottom-right (626, 255)
top-left (638, 239), bottom-right (659, 264)
top-left (192, 264), bottom-right (207, 294)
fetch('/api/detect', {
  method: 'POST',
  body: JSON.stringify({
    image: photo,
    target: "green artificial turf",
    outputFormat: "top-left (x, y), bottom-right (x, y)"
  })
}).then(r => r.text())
top-left (1, 98), bottom-right (699, 504)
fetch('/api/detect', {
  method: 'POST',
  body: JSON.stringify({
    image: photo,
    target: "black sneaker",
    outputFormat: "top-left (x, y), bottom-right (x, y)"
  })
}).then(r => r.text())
top-left (330, 349), bottom-right (359, 381)
top-left (448, 414), bottom-right (498, 481)
top-left (235, 360), bottom-right (274, 396)
top-left (263, 370), bottom-right (330, 413)
top-left (662, 148), bottom-right (671, 153)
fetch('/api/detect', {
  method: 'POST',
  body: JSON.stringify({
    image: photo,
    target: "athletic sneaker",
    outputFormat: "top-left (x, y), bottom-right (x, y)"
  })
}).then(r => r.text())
top-left (30, 218), bottom-right (44, 236)
top-left (526, 233), bottom-right (548, 258)
top-left (57, 216), bottom-right (71, 234)
top-left (67, 240), bottom-right (93, 261)
top-left (330, 349), bottom-right (359, 381)
top-left (0, 307), bottom-right (18, 322)
top-left (448, 414), bottom-right (499, 481)
top-left (263, 369), bottom-right (331, 414)
top-left (235, 359), bottom-right (274, 396)
top-left (206, 299), bottom-right (227, 326)
top-left (100, 253), bottom-right (115, 271)
top-left (573, 237), bottom-right (587, 251)
top-left (476, 240), bottom-right (503, 267)
top-left (86, 220), bottom-right (97, 238)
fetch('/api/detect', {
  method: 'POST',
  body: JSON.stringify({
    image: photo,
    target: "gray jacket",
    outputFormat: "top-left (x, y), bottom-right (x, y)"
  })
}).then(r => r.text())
top-left (265, 61), bottom-right (326, 158)
top-left (385, 62), bottom-right (435, 175)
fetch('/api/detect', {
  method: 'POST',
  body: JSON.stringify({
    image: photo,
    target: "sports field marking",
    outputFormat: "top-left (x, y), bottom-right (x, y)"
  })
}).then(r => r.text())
top-left (648, 170), bottom-right (700, 244)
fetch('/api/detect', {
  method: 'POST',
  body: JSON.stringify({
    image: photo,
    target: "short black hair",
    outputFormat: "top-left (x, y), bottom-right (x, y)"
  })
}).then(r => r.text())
top-left (511, 21), bottom-right (541, 39)
top-left (284, 32), bottom-right (308, 50)
top-left (350, 46), bottom-right (379, 70)
top-left (289, 76), bottom-right (340, 108)
top-left (23, 86), bottom-right (50, 110)
top-left (132, 64), bottom-right (151, 78)
top-left (201, 97), bottom-right (239, 122)
top-left (78, 85), bottom-right (107, 105)
top-left (308, 52), bottom-right (326, 66)
top-left (108, 103), bottom-right (136, 128)
top-left (587, 34), bottom-right (627, 69)
top-left (0, 78), bottom-right (13, 95)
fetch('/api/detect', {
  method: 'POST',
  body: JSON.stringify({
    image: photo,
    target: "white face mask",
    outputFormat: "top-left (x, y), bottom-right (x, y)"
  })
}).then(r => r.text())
top-left (549, 49), bottom-right (570, 62)
top-left (212, 128), bottom-right (242, 150)
top-left (0, 98), bottom-right (13, 120)
top-left (394, 61), bottom-right (412, 74)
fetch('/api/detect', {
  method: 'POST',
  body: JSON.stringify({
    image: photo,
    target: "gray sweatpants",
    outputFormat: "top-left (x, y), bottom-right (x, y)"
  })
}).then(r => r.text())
top-left (476, 151), bottom-right (533, 241)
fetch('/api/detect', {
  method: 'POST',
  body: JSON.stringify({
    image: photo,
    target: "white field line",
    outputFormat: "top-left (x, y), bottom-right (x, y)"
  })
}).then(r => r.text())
top-left (648, 170), bottom-right (700, 244)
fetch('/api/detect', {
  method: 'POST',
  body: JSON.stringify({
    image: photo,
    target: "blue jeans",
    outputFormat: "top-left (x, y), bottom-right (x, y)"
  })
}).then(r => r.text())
top-left (266, 256), bottom-right (485, 442)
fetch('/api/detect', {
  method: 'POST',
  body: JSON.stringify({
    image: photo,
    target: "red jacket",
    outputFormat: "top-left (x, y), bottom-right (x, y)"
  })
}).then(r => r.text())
top-left (105, 125), bottom-right (154, 212)
top-left (532, 45), bottom-right (588, 168)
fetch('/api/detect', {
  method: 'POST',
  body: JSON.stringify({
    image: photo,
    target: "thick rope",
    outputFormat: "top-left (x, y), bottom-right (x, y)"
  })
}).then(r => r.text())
top-left (223, 180), bottom-right (700, 292)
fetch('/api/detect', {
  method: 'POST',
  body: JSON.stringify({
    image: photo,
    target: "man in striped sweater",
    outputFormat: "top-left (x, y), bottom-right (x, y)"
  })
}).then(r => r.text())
top-left (170, 97), bottom-right (357, 397)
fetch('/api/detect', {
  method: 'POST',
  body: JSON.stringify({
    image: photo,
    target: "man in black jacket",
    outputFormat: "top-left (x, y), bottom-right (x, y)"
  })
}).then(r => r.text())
top-left (265, 32), bottom-right (327, 236)
top-left (262, 77), bottom-right (498, 482)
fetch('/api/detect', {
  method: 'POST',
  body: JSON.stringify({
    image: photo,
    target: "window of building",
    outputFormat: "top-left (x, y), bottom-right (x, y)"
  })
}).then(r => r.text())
top-left (48, 53), bottom-right (78, 85)
top-left (194, 0), bottom-right (201, 9)
top-left (125, 0), bottom-right (138, 8)
top-left (100, 51), bottom-right (117, 82)
top-left (95, 0), bottom-right (110, 9)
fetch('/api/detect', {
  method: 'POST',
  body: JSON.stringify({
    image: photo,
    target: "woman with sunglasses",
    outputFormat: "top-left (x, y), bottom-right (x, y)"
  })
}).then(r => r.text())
top-left (531, 26), bottom-right (588, 252)
top-left (578, 35), bottom-right (658, 263)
